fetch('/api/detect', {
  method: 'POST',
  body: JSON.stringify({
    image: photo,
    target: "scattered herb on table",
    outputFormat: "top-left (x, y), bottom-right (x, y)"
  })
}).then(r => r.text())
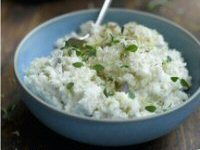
top-left (2, 103), bottom-right (17, 120)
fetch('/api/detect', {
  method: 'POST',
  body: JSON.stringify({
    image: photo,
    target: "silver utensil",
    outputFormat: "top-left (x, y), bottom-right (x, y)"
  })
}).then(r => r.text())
top-left (68, 0), bottom-right (112, 43)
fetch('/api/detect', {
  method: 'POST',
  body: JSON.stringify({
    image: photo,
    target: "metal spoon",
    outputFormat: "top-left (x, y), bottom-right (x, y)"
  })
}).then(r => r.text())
top-left (68, 0), bottom-right (112, 44)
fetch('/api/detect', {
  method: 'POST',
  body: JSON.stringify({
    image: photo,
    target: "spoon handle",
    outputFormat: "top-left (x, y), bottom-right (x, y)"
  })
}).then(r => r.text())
top-left (95, 0), bottom-right (112, 26)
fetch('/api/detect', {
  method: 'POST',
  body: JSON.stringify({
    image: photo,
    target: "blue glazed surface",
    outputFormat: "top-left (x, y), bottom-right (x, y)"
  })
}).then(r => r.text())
top-left (14, 9), bottom-right (200, 146)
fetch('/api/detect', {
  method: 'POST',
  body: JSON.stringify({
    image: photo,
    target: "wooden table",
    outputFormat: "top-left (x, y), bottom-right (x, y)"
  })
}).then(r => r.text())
top-left (2, 0), bottom-right (200, 149)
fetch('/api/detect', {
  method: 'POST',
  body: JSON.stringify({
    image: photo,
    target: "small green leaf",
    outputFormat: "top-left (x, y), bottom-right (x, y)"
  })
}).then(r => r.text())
top-left (2, 103), bottom-right (17, 120)
top-left (145, 105), bottom-right (156, 112)
top-left (166, 56), bottom-right (172, 63)
top-left (84, 45), bottom-right (95, 50)
top-left (82, 45), bottom-right (96, 58)
top-left (67, 82), bottom-right (74, 90)
top-left (76, 50), bottom-right (82, 56)
top-left (108, 34), bottom-right (120, 45)
top-left (121, 26), bottom-right (124, 34)
top-left (180, 79), bottom-right (190, 89)
top-left (128, 91), bottom-right (135, 99)
top-left (93, 64), bottom-right (104, 72)
top-left (114, 81), bottom-right (121, 90)
top-left (66, 39), bottom-right (85, 49)
top-left (103, 88), bottom-right (114, 97)
top-left (125, 44), bottom-right (138, 52)
top-left (113, 40), bottom-right (120, 44)
top-left (108, 76), bottom-right (114, 81)
top-left (171, 77), bottom-right (179, 82)
top-left (61, 41), bottom-right (70, 49)
top-left (68, 49), bottom-right (73, 56)
top-left (73, 62), bottom-right (84, 68)
top-left (120, 64), bottom-right (129, 68)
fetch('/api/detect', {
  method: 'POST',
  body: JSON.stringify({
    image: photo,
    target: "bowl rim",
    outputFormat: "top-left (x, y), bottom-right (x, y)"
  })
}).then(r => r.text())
top-left (14, 8), bottom-right (200, 123)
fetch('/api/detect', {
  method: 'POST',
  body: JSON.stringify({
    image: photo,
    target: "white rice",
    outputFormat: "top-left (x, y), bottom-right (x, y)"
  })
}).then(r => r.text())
top-left (24, 21), bottom-right (191, 119)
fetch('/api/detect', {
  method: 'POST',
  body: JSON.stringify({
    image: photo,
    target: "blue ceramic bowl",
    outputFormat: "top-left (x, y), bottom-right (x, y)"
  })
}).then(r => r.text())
top-left (14, 9), bottom-right (200, 146)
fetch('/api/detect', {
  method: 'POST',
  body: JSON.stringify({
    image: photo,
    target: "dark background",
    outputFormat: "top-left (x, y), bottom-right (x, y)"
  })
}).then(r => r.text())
top-left (2, 0), bottom-right (200, 149)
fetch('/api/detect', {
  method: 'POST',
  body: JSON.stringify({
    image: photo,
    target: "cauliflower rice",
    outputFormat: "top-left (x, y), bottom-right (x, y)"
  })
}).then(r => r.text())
top-left (24, 21), bottom-right (191, 119)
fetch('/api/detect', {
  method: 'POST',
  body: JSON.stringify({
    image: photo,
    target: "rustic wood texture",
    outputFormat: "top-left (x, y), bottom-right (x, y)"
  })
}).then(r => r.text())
top-left (1, 0), bottom-right (200, 149)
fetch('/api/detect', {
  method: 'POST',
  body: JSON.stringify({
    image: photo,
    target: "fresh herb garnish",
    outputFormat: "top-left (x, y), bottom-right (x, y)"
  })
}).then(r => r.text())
top-left (93, 64), bottom-right (104, 72)
top-left (166, 56), bottom-right (172, 63)
top-left (61, 41), bottom-right (70, 49)
top-left (108, 34), bottom-right (120, 46)
top-left (121, 26), bottom-right (124, 34)
top-left (114, 81), bottom-right (121, 90)
top-left (171, 77), bottom-right (179, 82)
top-left (125, 44), bottom-right (138, 52)
top-left (120, 64), bottom-right (129, 68)
top-left (68, 49), bottom-right (73, 56)
top-left (162, 56), bottom-right (172, 66)
top-left (120, 51), bottom-right (127, 59)
top-left (180, 79), bottom-right (190, 89)
top-left (84, 45), bottom-right (95, 50)
top-left (65, 39), bottom-right (85, 49)
top-left (145, 105), bottom-right (156, 112)
top-left (103, 88), bottom-right (114, 97)
top-left (73, 62), bottom-right (84, 68)
top-left (67, 82), bottom-right (74, 90)
top-left (108, 76), bottom-right (114, 81)
top-left (128, 91), bottom-right (135, 99)
top-left (81, 45), bottom-right (96, 61)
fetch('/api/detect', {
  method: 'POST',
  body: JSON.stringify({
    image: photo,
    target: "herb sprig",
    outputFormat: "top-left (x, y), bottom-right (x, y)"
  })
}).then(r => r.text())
top-left (145, 105), bottom-right (156, 112)
top-left (73, 62), bottom-right (84, 68)
top-left (103, 88), bottom-right (114, 97)
top-left (93, 64), bottom-right (104, 72)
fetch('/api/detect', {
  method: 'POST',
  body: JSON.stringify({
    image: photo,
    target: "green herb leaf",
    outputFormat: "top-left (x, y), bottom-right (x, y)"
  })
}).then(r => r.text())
top-left (76, 50), bottom-right (82, 56)
top-left (113, 40), bottom-right (120, 44)
top-left (93, 64), bottom-right (104, 72)
top-left (66, 39), bottom-right (85, 49)
top-left (120, 64), bottom-right (129, 68)
top-left (108, 34), bottom-right (120, 45)
top-left (68, 49), bottom-right (73, 56)
top-left (171, 77), bottom-right (179, 82)
top-left (166, 56), bottom-right (172, 63)
top-left (121, 26), bottom-right (124, 34)
top-left (114, 81), bottom-right (121, 90)
top-left (103, 88), bottom-right (114, 97)
top-left (84, 45), bottom-right (95, 50)
top-left (108, 76), bottom-right (114, 81)
top-left (125, 44), bottom-right (138, 52)
top-left (73, 62), bottom-right (84, 68)
top-left (145, 105), bottom-right (156, 112)
top-left (2, 103), bottom-right (17, 120)
top-left (67, 82), bottom-right (74, 90)
top-left (128, 91), bottom-right (135, 99)
top-left (61, 41), bottom-right (70, 49)
top-left (180, 79), bottom-right (190, 89)
top-left (81, 45), bottom-right (96, 60)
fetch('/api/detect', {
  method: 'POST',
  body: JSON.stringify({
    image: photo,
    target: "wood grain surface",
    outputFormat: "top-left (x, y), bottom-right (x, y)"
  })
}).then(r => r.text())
top-left (1, 0), bottom-right (200, 149)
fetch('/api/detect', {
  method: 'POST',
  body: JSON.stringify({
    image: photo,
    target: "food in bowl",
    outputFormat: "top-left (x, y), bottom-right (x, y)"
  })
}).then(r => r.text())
top-left (24, 21), bottom-right (191, 119)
